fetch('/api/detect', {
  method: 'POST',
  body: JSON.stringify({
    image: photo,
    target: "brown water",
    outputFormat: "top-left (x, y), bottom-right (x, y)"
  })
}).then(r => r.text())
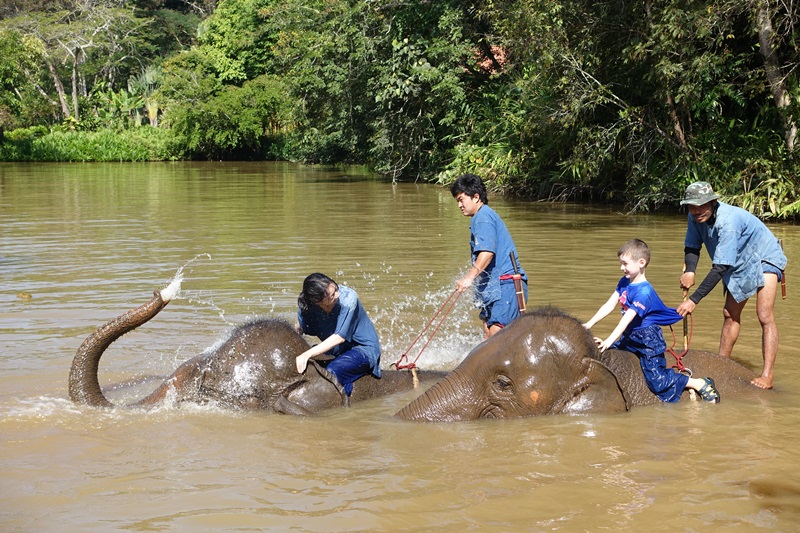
top-left (1, 162), bottom-right (798, 531)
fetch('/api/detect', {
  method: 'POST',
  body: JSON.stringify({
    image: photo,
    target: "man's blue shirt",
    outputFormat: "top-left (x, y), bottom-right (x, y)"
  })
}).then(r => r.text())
top-left (685, 201), bottom-right (786, 302)
top-left (297, 286), bottom-right (381, 377)
top-left (470, 204), bottom-right (526, 306)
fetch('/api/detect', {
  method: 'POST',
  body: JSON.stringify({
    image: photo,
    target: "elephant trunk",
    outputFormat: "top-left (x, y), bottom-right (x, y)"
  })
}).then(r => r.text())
top-left (68, 282), bottom-right (179, 407)
top-left (395, 369), bottom-right (479, 421)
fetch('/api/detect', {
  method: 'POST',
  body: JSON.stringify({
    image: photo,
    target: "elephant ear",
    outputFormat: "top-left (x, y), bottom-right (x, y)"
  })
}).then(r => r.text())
top-left (276, 360), bottom-right (349, 415)
top-left (560, 357), bottom-right (631, 414)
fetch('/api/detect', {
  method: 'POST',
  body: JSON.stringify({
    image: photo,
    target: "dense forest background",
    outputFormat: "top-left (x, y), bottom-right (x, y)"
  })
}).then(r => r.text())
top-left (0, 0), bottom-right (798, 217)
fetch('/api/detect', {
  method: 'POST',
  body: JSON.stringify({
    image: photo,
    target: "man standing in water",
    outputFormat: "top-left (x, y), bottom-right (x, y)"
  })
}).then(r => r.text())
top-left (451, 173), bottom-right (527, 337)
top-left (676, 181), bottom-right (787, 389)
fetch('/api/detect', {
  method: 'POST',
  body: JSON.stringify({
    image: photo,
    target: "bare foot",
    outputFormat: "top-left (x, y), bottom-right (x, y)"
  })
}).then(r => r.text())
top-left (751, 375), bottom-right (773, 389)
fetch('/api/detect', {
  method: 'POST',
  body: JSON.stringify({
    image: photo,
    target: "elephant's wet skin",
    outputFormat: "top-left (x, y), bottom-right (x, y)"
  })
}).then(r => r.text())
top-left (69, 286), bottom-right (445, 414)
top-left (395, 307), bottom-right (770, 422)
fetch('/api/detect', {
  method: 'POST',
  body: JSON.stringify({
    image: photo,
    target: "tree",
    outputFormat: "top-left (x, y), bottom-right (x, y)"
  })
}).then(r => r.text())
top-left (754, 0), bottom-right (798, 153)
top-left (0, 1), bottom-right (152, 123)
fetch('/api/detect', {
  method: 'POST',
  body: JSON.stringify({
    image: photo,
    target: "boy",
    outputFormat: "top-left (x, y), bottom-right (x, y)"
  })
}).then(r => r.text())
top-left (583, 239), bottom-right (720, 403)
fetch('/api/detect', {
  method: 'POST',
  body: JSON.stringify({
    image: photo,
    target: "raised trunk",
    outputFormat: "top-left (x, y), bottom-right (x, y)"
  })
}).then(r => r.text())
top-left (68, 290), bottom-right (170, 407)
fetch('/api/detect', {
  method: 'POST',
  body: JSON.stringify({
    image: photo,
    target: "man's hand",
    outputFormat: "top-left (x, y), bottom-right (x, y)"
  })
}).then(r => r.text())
top-left (676, 300), bottom-right (696, 317)
top-left (455, 275), bottom-right (474, 293)
top-left (296, 353), bottom-right (311, 373)
top-left (679, 272), bottom-right (696, 291)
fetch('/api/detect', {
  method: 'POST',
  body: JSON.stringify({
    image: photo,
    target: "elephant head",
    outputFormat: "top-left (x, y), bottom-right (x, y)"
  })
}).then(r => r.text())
top-left (395, 307), bottom-right (630, 421)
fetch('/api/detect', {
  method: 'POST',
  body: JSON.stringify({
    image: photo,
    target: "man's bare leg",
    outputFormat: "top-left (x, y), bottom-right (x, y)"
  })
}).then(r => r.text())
top-left (720, 292), bottom-right (746, 357)
top-left (753, 274), bottom-right (779, 389)
top-left (486, 323), bottom-right (503, 338)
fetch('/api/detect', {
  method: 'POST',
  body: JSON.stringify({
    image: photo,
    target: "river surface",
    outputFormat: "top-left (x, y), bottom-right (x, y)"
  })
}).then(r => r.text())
top-left (1, 162), bottom-right (798, 531)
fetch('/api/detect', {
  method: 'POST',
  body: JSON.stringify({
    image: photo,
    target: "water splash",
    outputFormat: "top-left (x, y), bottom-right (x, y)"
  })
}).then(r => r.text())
top-left (162, 254), bottom-right (213, 301)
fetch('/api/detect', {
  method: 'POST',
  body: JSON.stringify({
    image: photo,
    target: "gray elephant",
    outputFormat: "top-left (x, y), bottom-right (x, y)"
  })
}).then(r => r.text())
top-left (396, 307), bottom-right (769, 421)
top-left (69, 284), bottom-right (444, 414)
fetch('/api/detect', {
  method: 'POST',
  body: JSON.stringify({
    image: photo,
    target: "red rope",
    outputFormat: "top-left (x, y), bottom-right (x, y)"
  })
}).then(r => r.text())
top-left (665, 313), bottom-right (693, 373)
top-left (392, 289), bottom-right (462, 370)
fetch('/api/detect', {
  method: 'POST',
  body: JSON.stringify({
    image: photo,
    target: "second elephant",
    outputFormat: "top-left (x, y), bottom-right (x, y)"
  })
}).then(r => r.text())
top-left (396, 307), bottom-right (769, 421)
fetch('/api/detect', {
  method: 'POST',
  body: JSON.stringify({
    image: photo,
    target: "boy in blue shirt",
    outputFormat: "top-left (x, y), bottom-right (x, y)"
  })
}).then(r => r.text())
top-left (295, 273), bottom-right (381, 396)
top-left (451, 173), bottom-right (527, 338)
top-left (584, 239), bottom-right (720, 403)
top-left (676, 181), bottom-right (787, 389)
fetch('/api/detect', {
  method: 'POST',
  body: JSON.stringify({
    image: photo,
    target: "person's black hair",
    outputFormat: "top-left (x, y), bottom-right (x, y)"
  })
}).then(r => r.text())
top-left (298, 273), bottom-right (338, 311)
top-left (450, 173), bottom-right (489, 205)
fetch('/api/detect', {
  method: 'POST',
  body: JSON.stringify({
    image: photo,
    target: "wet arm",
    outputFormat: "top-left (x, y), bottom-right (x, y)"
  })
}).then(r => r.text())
top-left (296, 334), bottom-right (345, 373)
top-left (456, 251), bottom-right (494, 292)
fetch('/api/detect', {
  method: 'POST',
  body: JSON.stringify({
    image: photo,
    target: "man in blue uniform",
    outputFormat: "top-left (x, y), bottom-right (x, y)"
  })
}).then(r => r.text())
top-left (295, 273), bottom-right (381, 396)
top-left (451, 173), bottom-right (527, 337)
top-left (676, 182), bottom-right (787, 389)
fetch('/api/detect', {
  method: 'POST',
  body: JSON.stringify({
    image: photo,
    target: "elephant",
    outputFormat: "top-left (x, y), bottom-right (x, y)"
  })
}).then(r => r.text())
top-left (395, 306), bottom-right (770, 421)
top-left (69, 281), bottom-right (445, 414)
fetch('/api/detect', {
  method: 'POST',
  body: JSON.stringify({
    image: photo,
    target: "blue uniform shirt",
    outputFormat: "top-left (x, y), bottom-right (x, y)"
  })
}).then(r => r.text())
top-left (616, 277), bottom-right (682, 331)
top-left (470, 204), bottom-right (526, 306)
top-left (685, 201), bottom-right (787, 303)
top-left (297, 286), bottom-right (381, 378)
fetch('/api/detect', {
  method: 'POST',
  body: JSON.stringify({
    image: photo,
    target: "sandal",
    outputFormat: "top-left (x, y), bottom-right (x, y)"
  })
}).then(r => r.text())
top-left (697, 377), bottom-right (720, 404)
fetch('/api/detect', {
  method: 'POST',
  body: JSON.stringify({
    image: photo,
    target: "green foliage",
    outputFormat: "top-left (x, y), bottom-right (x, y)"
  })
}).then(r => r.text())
top-left (0, 126), bottom-right (178, 161)
top-left (169, 75), bottom-right (292, 159)
top-left (1, 0), bottom-right (799, 219)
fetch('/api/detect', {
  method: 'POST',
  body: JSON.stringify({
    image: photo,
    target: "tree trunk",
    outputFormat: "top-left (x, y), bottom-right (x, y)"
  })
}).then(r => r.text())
top-left (71, 47), bottom-right (80, 120)
top-left (45, 59), bottom-right (71, 119)
top-left (756, 0), bottom-right (797, 153)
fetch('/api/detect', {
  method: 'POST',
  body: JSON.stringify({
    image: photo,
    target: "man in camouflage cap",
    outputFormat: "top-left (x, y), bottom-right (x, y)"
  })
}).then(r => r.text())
top-left (676, 181), bottom-right (787, 389)
top-left (680, 181), bottom-right (720, 206)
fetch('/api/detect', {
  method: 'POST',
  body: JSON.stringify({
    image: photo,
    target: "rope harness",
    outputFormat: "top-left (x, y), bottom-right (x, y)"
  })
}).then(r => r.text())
top-left (392, 289), bottom-right (462, 375)
top-left (666, 312), bottom-right (693, 375)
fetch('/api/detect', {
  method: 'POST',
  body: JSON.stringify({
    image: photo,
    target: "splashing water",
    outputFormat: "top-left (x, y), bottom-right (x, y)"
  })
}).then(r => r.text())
top-left (160, 254), bottom-right (213, 302)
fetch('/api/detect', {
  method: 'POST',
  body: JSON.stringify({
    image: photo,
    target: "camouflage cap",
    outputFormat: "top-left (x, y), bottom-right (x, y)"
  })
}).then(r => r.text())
top-left (680, 181), bottom-right (719, 206)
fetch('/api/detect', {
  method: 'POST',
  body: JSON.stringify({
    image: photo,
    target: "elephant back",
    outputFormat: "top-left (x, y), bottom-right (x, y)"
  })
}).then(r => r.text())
top-left (597, 349), bottom-right (661, 407)
top-left (667, 349), bottom-right (769, 399)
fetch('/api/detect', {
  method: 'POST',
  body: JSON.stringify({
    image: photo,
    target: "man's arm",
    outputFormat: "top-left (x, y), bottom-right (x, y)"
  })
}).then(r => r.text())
top-left (456, 251), bottom-right (494, 292)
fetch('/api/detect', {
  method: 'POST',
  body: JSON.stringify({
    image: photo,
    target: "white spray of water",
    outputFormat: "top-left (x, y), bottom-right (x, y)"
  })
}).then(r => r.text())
top-left (159, 254), bottom-right (212, 302)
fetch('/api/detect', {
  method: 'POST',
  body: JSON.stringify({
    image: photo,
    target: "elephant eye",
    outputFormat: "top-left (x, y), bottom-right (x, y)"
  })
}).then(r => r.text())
top-left (494, 375), bottom-right (513, 392)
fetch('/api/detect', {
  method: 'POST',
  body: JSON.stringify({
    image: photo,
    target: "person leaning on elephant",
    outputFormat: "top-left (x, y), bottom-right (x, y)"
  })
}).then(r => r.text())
top-left (583, 239), bottom-right (720, 404)
top-left (295, 273), bottom-right (382, 396)
top-left (451, 173), bottom-right (528, 338)
top-left (675, 182), bottom-right (787, 390)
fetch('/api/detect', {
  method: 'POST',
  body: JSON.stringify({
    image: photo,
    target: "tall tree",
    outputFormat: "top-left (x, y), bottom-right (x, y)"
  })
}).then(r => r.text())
top-left (754, 0), bottom-right (798, 153)
top-left (0, 0), bottom-right (150, 122)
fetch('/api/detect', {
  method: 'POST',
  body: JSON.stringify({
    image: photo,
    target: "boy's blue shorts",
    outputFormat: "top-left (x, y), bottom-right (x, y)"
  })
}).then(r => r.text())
top-left (479, 280), bottom-right (528, 328)
top-left (613, 325), bottom-right (689, 403)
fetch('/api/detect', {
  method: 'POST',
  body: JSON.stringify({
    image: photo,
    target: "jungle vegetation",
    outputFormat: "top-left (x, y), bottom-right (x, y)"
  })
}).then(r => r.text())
top-left (0, 0), bottom-right (798, 217)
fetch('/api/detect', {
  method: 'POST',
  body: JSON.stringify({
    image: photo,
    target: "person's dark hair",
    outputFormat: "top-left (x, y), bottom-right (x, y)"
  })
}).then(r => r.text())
top-left (617, 238), bottom-right (650, 266)
top-left (298, 273), bottom-right (338, 311)
top-left (450, 173), bottom-right (489, 205)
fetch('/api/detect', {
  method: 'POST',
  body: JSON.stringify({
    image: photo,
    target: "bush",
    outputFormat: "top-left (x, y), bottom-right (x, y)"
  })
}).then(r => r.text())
top-left (0, 127), bottom-right (179, 161)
